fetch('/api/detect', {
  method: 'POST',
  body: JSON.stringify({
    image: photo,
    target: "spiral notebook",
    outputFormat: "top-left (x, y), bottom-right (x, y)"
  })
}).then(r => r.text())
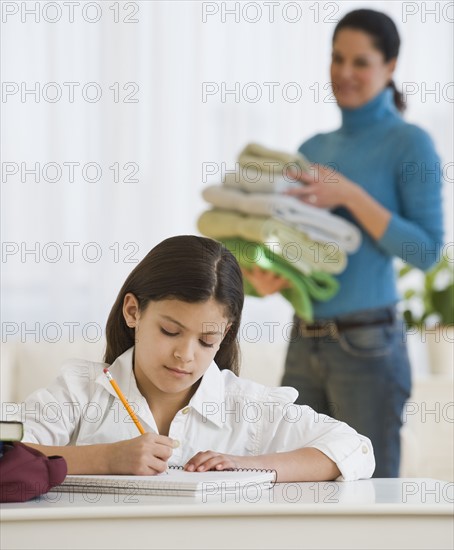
top-left (51, 468), bottom-right (276, 497)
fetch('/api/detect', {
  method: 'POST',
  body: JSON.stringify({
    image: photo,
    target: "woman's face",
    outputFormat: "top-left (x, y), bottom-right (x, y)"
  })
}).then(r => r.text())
top-left (330, 28), bottom-right (396, 109)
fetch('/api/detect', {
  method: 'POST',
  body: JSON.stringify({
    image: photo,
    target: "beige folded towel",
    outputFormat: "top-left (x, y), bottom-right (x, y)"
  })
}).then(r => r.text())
top-left (238, 142), bottom-right (311, 174)
top-left (197, 209), bottom-right (347, 275)
top-left (221, 142), bottom-right (310, 193)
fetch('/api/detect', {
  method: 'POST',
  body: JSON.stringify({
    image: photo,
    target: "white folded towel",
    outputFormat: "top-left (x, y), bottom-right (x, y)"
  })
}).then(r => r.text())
top-left (202, 185), bottom-right (362, 253)
top-left (223, 168), bottom-right (302, 194)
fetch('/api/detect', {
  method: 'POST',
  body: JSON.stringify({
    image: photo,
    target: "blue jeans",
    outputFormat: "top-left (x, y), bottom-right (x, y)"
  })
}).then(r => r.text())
top-left (281, 306), bottom-right (412, 477)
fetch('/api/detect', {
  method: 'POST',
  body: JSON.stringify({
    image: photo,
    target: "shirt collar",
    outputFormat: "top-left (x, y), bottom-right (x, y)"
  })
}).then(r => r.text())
top-left (96, 346), bottom-right (225, 429)
top-left (187, 360), bottom-right (224, 428)
top-left (95, 346), bottom-right (135, 398)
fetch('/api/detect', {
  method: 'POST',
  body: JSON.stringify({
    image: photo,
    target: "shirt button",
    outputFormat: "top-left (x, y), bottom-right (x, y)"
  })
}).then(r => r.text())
top-left (173, 440), bottom-right (180, 449)
top-left (362, 445), bottom-right (369, 454)
top-left (182, 407), bottom-right (190, 415)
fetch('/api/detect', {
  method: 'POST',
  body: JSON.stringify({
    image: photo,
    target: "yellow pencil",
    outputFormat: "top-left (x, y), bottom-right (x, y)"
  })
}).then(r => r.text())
top-left (103, 368), bottom-right (146, 435)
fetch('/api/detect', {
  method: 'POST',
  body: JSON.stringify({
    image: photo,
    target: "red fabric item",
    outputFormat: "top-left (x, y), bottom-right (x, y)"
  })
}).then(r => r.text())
top-left (0, 442), bottom-right (67, 502)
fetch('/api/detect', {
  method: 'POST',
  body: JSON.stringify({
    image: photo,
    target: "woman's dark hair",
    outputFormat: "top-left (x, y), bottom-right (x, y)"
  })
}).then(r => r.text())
top-left (104, 235), bottom-right (244, 374)
top-left (333, 9), bottom-right (405, 112)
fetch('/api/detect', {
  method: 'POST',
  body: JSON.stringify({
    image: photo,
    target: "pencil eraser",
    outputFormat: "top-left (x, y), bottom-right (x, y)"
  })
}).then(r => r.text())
top-left (103, 368), bottom-right (109, 374)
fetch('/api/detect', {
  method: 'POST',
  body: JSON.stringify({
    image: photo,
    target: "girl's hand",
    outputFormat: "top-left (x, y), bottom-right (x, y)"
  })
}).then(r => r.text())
top-left (241, 266), bottom-right (291, 296)
top-left (285, 164), bottom-right (358, 210)
top-left (184, 450), bottom-right (242, 472)
top-left (108, 433), bottom-right (177, 475)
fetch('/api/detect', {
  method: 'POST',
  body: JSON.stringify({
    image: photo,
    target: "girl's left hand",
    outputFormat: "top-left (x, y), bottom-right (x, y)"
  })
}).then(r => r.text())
top-left (184, 450), bottom-right (241, 472)
top-left (286, 164), bottom-right (357, 209)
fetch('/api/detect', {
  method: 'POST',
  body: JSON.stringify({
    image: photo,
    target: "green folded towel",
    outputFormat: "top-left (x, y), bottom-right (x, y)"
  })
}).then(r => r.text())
top-left (219, 237), bottom-right (339, 322)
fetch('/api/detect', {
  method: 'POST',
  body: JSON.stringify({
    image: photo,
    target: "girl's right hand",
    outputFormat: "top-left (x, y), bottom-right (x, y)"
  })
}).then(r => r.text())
top-left (241, 266), bottom-right (291, 296)
top-left (108, 433), bottom-right (177, 475)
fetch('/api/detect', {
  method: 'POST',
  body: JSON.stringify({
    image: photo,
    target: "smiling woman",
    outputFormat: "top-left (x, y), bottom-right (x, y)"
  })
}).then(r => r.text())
top-left (330, 15), bottom-right (400, 110)
top-left (242, 9), bottom-right (445, 479)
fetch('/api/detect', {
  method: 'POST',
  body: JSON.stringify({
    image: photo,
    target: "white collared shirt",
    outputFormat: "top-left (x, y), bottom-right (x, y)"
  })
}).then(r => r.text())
top-left (21, 347), bottom-right (375, 481)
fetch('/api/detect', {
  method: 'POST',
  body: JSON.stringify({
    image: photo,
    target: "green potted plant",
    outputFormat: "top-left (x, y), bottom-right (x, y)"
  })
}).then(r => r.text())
top-left (398, 253), bottom-right (454, 376)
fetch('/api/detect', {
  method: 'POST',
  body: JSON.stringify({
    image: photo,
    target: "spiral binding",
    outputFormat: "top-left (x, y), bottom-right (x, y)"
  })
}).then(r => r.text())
top-left (169, 465), bottom-right (272, 473)
top-left (168, 465), bottom-right (277, 485)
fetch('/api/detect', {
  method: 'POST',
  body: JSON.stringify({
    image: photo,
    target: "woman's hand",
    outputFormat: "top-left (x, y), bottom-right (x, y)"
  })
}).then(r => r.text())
top-left (287, 163), bottom-right (391, 240)
top-left (108, 433), bottom-right (178, 475)
top-left (285, 164), bottom-right (359, 209)
top-left (241, 266), bottom-right (291, 296)
top-left (183, 450), bottom-right (243, 472)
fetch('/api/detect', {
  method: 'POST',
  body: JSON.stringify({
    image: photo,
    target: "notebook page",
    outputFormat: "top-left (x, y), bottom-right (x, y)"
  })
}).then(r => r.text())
top-left (52, 469), bottom-right (276, 495)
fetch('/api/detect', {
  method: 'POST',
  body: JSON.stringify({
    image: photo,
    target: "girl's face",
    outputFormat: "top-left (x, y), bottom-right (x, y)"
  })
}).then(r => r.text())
top-left (123, 295), bottom-right (230, 401)
top-left (330, 28), bottom-right (396, 109)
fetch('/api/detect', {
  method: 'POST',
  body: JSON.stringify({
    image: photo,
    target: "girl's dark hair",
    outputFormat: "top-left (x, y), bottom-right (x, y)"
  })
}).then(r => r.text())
top-left (333, 9), bottom-right (405, 112)
top-left (104, 235), bottom-right (244, 375)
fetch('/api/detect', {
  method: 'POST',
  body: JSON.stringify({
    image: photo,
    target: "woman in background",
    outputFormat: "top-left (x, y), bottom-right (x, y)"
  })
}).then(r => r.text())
top-left (243, 9), bottom-right (444, 477)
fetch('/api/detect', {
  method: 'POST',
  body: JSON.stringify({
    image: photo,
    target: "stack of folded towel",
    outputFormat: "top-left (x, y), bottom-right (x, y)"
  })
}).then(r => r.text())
top-left (197, 143), bottom-right (362, 322)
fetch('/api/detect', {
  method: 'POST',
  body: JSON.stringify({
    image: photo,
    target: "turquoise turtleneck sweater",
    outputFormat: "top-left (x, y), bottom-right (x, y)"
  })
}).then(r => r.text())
top-left (299, 87), bottom-right (444, 318)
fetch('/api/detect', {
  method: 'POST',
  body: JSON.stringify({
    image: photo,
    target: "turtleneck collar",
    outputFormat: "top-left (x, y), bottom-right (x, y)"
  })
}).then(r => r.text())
top-left (340, 87), bottom-right (399, 132)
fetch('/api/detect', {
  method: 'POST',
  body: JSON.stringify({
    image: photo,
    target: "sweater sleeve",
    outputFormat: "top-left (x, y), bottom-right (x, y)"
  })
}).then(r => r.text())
top-left (377, 124), bottom-right (444, 271)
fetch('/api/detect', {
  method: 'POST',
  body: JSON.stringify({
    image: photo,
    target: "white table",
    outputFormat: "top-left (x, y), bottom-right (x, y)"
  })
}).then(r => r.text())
top-left (1, 478), bottom-right (453, 550)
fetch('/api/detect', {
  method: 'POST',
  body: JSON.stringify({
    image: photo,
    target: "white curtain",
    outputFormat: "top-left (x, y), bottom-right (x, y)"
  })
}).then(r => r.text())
top-left (2, 0), bottom-right (453, 344)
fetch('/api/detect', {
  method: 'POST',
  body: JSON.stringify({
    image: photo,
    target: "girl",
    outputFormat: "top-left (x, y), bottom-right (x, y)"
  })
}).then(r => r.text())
top-left (22, 235), bottom-right (374, 482)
